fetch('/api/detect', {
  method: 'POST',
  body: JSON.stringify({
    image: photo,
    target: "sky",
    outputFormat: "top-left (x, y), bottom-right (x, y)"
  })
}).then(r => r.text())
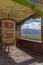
top-left (29, 0), bottom-right (37, 4)
top-left (22, 18), bottom-right (41, 30)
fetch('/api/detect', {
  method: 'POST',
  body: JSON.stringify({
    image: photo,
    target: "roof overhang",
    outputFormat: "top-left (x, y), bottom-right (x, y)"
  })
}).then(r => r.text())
top-left (0, 0), bottom-right (34, 23)
top-left (12, 0), bottom-right (43, 16)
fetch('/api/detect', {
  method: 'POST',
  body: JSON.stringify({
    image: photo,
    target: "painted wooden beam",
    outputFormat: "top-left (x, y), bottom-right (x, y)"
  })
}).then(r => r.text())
top-left (12, 0), bottom-right (43, 16)
top-left (16, 13), bottom-right (40, 25)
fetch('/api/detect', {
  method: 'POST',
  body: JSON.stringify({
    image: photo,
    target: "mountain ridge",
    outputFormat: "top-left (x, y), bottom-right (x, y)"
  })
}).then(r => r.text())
top-left (22, 28), bottom-right (41, 34)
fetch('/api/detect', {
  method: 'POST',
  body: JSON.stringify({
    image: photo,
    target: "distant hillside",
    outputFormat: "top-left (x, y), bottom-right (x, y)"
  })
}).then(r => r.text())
top-left (22, 28), bottom-right (41, 34)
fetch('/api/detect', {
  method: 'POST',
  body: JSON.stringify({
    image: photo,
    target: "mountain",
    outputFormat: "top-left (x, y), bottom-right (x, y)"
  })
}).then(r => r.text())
top-left (22, 28), bottom-right (41, 34)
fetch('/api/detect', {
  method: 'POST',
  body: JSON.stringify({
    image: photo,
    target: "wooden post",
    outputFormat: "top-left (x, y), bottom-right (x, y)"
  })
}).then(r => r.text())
top-left (41, 17), bottom-right (43, 43)
top-left (19, 25), bottom-right (22, 38)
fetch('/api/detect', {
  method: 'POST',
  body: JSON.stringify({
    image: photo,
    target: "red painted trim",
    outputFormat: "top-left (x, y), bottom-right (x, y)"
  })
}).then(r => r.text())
top-left (17, 39), bottom-right (43, 54)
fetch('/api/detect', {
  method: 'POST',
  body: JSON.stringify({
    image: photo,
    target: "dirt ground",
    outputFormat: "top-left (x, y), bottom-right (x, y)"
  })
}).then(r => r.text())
top-left (0, 46), bottom-right (43, 65)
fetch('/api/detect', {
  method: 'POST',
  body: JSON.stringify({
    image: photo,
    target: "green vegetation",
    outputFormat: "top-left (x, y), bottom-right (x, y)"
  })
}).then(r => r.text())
top-left (22, 34), bottom-right (41, 42)
top-left (12, 0), bottom-right (43, 16)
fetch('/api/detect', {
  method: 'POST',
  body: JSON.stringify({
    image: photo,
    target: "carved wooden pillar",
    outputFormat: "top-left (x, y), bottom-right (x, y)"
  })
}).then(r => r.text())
top-left (41, 17), bottom-right (43, 43)
top-left (16, 25), bottom-right (21, 39)
top-left (19, 25), bottom-right (22, 38)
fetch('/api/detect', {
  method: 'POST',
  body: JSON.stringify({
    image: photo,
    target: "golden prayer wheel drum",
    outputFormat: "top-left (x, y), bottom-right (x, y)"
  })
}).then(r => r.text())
top-left (1, 18), bottom-right (15, 45)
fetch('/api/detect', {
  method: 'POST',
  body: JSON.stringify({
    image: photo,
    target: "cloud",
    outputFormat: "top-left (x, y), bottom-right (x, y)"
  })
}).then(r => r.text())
top-left (36, 18), bottom-right (41, 20)
top-left (22, 19), bottom-right (41, 30)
